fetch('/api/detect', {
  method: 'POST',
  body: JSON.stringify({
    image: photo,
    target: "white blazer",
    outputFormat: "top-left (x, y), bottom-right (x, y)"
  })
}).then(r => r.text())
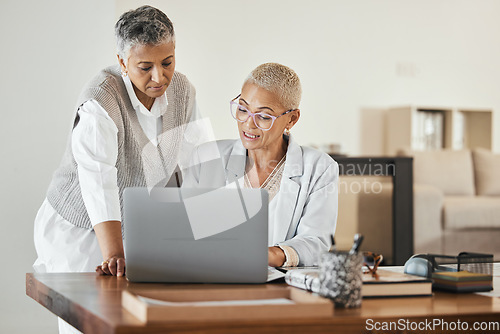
top-left (183, 135), bottom-right (339, 266)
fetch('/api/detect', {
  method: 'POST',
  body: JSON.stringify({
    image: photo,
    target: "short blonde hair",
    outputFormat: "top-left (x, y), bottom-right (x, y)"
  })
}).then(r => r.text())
top-left (244, 63), bottom-right (302, 110)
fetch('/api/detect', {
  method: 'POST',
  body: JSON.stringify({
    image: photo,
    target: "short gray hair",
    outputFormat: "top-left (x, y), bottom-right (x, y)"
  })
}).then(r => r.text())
top-left (115, 5), bottom-right (175, 59)
top-left (244, 63), bottom-right (302, 110)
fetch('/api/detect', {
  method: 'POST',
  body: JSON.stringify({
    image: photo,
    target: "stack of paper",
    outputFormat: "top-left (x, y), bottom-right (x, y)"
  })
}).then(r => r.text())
top-left (432, 271), bottom-right (493, 292)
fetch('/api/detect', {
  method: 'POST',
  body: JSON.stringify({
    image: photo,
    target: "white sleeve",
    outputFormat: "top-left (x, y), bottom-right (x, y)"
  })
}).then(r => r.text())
top-left (71, 99), bottom-right (121, 227)
top-left (278, 160), bottom-right (339, 266)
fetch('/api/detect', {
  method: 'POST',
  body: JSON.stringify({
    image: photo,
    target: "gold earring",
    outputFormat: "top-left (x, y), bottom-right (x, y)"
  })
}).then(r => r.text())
top-left (122, 71), bottom-right (128, 77)
top-left (284, 128), bottom-right (291, 136)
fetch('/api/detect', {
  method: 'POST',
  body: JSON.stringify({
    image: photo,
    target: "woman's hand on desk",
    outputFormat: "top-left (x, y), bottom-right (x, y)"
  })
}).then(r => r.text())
top-left (268, 246), bottom-right (286, 267)
top-left (94, 220), bottom-right (126, 277)
top-left (96, 256), bottom-right (126, 276)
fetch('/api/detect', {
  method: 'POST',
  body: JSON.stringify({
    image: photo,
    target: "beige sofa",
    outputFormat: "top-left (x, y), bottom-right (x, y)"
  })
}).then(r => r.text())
top-left (358, 148), bottom-right (500, 262)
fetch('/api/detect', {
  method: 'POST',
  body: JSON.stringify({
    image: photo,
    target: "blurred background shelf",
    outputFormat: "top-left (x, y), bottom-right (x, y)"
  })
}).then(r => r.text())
top-left (385, 105), bottom-right (492, 155)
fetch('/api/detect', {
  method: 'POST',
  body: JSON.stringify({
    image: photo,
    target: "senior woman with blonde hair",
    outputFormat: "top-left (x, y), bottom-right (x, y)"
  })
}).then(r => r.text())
top-left (184, 63), bottom-right (338, 267)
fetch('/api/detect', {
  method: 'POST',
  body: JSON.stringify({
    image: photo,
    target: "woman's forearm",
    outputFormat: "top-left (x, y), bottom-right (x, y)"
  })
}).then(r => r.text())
top-left (268, 246), bottom-right (286, 267)
top-left (94, 220), bottom-right (125, 276)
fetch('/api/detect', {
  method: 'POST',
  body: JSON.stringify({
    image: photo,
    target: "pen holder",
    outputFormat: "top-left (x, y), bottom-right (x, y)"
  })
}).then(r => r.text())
top-left (318, 251), bottom-right (363, 308)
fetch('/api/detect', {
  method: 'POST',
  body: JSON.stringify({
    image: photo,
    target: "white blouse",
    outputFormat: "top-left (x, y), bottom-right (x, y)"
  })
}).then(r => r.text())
top-left (34, 74), bottom-right (211, 274)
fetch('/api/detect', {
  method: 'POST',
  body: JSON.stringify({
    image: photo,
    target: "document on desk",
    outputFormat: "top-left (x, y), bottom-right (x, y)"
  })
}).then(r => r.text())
top-left (138, 296), bottom-right (295, 307)
top-left (130, 268), bottom-right (288, 308)
top-left (267, 266), bottom-right (286, 282)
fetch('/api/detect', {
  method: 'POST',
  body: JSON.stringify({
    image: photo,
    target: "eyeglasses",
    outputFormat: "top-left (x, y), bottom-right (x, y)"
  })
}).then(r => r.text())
top-left (230, 94), bottom-right (295, 131)
top-left (363, 251), bottom-right (383, 278)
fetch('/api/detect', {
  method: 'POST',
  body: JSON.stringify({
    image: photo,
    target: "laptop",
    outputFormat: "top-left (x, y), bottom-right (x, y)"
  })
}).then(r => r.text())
top-left (123, 187), bottom-right (269, 283)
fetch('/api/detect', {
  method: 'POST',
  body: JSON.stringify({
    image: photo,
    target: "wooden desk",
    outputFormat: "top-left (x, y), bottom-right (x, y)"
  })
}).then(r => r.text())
top-left (26, 272), bottom-right (500, 334)
top-left (334, 156), bottom-right (413, 265)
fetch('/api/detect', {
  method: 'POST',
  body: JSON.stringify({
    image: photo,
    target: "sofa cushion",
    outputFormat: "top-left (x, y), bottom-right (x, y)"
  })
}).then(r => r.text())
top-left (413, 184), bottom-right (444, 254)
top-left (443, 196), bottom-right (500, 229)
top-left (408, 150), bottom-right (475, 196)
top-left (472, 148), bottom-right (500, 196)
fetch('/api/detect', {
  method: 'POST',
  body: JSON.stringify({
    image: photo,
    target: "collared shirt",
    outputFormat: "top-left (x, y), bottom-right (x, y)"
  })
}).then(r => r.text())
top-left (33, 72), bottom-right (212, 275)
top-left (121, 74), bottom-right (168, 146)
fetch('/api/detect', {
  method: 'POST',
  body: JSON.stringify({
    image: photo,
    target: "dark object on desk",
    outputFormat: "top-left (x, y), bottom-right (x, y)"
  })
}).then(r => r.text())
top-left (333, 156), bottom-right (413, 265)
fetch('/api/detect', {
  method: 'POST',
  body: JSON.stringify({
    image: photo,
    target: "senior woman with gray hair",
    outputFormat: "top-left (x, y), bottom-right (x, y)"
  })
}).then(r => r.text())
top-left (34, 6), bottom-right (206, 285)
top-left (184, 63), bottom-right (338, 267)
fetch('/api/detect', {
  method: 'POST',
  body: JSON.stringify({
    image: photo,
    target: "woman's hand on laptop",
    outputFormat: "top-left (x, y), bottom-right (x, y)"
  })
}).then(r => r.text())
top-left (94, 220), bottom-right (126, 277)
top-left (268, 246), bottom-right (286, 267)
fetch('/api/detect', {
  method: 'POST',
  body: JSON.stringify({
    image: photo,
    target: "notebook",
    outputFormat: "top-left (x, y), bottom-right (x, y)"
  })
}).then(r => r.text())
top-left (123, 187), bottom-right (269, 283)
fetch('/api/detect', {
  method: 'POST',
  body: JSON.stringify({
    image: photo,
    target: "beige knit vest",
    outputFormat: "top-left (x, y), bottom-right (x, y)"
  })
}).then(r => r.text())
top-left (46, 65), bottom-right (195, 229)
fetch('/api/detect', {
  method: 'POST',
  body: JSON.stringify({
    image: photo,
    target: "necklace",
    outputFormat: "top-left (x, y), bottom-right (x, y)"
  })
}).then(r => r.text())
top-left (244, 154), bottom-right (286, 189)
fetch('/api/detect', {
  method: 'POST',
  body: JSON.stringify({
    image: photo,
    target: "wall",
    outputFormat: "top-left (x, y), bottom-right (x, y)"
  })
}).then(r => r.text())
top-left (117, 0), bottom-right (500, 155)
top-left (2, 0), bottom-right (500, 332)
top-left (0, 0), bottom-right (115, 332)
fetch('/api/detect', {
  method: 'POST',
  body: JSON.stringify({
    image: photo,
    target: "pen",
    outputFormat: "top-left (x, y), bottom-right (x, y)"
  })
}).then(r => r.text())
top-left (349, 233), bottom-right (364, 254)
top-left (329, 235), bottom-right (336, 252)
